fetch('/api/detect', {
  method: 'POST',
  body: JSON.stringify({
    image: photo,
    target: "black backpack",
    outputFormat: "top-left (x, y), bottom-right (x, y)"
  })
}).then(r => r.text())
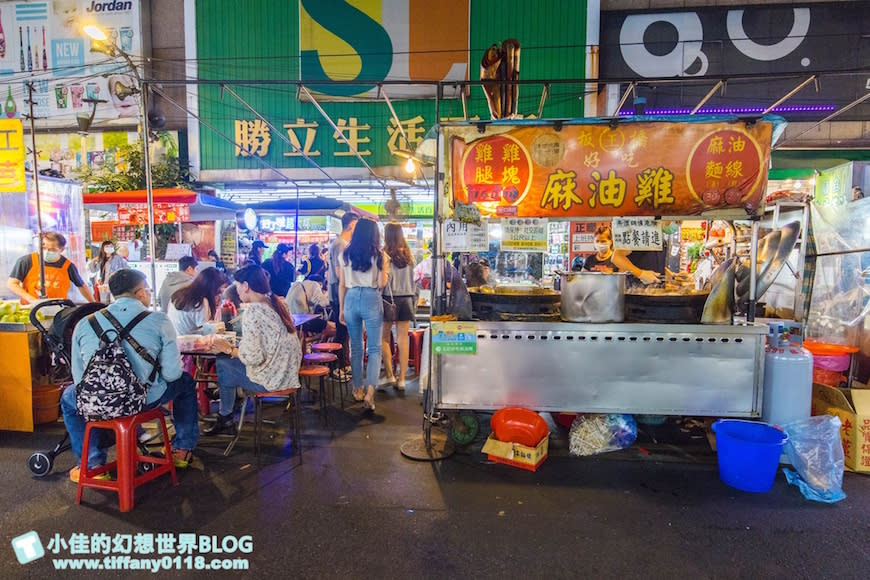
top-left (75, 311), bottom-right (161, 422)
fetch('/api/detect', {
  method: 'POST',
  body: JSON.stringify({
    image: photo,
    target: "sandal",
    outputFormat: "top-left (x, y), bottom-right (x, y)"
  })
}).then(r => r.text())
top-left (352, 388), bottom-right (365, 402)
top-left (172, 449), bottom-right (194, 469)
top-left (363, 386), bottom-right (376, 412)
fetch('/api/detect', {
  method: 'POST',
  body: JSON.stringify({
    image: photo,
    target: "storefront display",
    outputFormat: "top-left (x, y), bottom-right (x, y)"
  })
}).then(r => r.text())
top-left (430, 117), bottom-right (780, 417)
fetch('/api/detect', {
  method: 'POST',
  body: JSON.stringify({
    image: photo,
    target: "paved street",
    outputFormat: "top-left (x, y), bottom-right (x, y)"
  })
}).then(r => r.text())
top-left (1, 384), bottom-right (868, 579)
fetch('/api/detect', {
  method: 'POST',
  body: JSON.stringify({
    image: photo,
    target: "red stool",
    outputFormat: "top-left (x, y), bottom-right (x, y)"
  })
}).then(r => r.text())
top-left (299, 365), bottom-right (331, 426)
top-left (304, 352), bottom-right (342, 408)
top-left (408, 329), bottom-right (425, 376)
top-left (312, 342), bottom-right (342, 354)
top-left (77, 408), bottom-right (178, 512)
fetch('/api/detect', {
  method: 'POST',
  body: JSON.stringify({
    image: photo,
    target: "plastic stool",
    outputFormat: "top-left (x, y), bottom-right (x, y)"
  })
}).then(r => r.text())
top-left (304, 352), bottom-right (341, 407)
top-left (77, 408), bottom-right (178, 512)
top-left (299, 365), bottom-right (331, 426)
top-left (224, 388), bottom-right (302, 462)
top-left (408, 329), bottom-right (425, 376)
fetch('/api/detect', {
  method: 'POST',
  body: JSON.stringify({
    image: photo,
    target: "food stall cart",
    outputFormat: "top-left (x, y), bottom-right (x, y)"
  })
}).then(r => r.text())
top-left (84, 188), bottom-right (241, 289)
top-left (428, 116), bottom-right (783, 421)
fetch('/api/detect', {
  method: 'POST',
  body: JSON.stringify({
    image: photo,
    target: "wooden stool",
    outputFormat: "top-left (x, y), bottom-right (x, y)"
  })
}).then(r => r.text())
top-left (299, 365), bottom-right (331, 426)
top-left (77, 408), bottom-right (178, 512)
top-left (224, 387), bottom-right (302, 463)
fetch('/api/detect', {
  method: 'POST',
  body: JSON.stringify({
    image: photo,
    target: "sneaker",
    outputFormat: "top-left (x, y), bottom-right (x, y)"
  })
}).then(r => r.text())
top-left (396, 380), bottom-right (406, 391)
top-left (172, 449), bottom-right (194, 469)
top-left (69, 466), bottom-right (111, 483)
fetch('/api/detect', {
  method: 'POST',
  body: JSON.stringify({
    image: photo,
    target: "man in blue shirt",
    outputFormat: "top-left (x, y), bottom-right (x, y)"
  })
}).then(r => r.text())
top-left (60, 269), bottom-right (199, 482)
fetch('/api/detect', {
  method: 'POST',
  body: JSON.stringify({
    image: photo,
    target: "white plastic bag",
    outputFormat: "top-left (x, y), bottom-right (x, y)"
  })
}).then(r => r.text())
top-left (783, 415), bottom-right (846, 503)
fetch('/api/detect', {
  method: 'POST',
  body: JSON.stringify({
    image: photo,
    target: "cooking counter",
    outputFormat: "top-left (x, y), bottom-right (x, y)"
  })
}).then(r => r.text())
top-left (434, 321), bottom-right (766, 417)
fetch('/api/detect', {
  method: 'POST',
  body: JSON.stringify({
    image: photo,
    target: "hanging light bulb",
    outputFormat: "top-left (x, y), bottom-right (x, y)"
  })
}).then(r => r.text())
top-left (404, 157), bottom-right (416, 174)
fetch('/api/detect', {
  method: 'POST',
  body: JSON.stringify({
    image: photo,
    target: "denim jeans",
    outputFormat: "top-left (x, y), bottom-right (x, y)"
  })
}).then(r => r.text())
top-left (344, 286), bottom-right (383, 389)
top-left (60, 373), bottom-right (200, 469)
top-left (215, 357), bottom-right (267, 415)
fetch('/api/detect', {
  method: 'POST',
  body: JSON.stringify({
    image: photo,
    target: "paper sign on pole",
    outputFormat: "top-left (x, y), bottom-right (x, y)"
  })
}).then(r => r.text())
top-left (501, 218), bottom-right (548, 251)
top-left (164, 243), bottom-right (192, 261)
top-left (0, 119), bottom-right (26, 192)
top-left (612, 218), bottom-right (663, 251)
top-left (442, 219), bottom-right (489, 252)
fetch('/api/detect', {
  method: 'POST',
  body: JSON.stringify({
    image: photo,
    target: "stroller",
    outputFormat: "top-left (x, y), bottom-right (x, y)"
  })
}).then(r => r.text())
top-left (27, 299), bottom-right (111, 476)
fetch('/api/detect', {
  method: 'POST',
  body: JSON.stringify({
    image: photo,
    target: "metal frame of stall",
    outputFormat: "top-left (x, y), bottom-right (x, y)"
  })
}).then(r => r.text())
top-left (426, 118), bottom-right (769, 427)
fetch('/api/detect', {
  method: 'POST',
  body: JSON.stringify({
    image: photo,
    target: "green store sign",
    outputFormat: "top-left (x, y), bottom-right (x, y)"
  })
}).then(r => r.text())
top-left (194, 0), bottom-right (589, 176)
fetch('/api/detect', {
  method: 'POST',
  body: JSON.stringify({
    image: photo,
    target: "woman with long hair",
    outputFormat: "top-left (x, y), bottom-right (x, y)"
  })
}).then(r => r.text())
top-left (338, 218), bottom-right (389, 411)
top-left (583, 225), bottom-right (615, 273)
top-left (96, 240), bottom-right (128, 301)
top-left (168, 267), bottom-right (229, 335)
top-left (208, 265), bottom-right (302, 435)
top-left (379, 223), bottom-right (416, 390)
top-left (263, 242), bottom-right (295, 296)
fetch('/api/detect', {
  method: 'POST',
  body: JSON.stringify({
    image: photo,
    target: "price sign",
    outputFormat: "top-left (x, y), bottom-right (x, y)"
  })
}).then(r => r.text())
top-left (612, 218), bottom-right (663, 251)
top-left (443, 220), bottom-right (489, 252)
top-left (501, 218), bottom-right (548, 251)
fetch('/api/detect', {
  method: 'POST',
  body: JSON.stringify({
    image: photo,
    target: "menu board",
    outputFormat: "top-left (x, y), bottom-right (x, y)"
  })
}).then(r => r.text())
top-left (612, 218), bottom-right (663, 251)
top-left (117, 203), bottom-right (190, 225)
top-left (500, 218), bottom-right (547, 252)
top-left (442, 219), bottom-right (488, 252)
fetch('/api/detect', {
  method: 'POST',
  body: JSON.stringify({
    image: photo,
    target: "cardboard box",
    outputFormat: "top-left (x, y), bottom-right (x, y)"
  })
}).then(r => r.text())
top-left (811, 383), bottom-right (870, 473)
top-left (482, 433), bottom-right (548, 472)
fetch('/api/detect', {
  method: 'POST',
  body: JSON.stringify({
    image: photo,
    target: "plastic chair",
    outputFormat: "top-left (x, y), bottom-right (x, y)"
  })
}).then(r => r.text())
top-left (304, 351), bottom-right (341, 407)
top-left (77, 408), bottom-right (178, 512)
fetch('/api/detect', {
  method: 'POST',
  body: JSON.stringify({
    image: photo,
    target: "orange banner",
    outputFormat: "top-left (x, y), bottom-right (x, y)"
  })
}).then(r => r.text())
top-left (448, 120), bottom-right (773, 218)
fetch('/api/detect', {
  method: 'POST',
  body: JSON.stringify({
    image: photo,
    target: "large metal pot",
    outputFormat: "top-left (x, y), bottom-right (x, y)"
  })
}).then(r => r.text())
top-left (469, 287), bottom-right (561, 321)
top-left (624, 291), bottom-right (709, 323)
top-left (559, 271), bottom-right (626, 323)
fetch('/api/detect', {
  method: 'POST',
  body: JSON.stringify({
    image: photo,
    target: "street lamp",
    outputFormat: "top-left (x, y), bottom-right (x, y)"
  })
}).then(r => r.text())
top-left (84, 24), bottom-right (158, 304)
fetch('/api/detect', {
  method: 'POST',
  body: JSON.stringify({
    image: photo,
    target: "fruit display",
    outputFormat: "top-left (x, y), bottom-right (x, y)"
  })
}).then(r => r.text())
top-left (0, 300), bottom-right (47, 324)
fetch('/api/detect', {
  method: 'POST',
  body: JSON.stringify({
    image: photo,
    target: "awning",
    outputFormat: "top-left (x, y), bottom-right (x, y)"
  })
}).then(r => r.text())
top-left (247, 197), bottom-right (378, 220)
top-left (83, 188), bottom-right (242, 221)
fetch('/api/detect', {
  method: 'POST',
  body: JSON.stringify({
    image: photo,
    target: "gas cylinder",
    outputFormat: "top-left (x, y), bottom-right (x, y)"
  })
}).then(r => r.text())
top-left (762, 322), bottom-right (813, 426)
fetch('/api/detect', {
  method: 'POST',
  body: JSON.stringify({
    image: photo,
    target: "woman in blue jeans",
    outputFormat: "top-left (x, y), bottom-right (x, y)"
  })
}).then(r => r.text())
top-left (338, 218), bottom-right (389, 411)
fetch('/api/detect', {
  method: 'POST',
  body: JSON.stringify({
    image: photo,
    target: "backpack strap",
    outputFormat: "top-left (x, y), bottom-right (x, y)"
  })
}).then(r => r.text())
top-left (100, 310), bottom-right (162, 383)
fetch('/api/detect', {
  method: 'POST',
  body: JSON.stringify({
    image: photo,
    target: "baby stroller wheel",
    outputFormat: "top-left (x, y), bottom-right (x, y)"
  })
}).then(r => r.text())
top-left (28, 451), bottom-right (54, 477)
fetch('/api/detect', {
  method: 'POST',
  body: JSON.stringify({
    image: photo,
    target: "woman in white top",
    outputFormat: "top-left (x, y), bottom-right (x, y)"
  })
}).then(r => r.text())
top-left (168, 267), bottom-right (228, 335)
top-left (380, 223), bottom-right (416, 390)
top-left (209, 265), bottom-right (302, 435)
top-left (338, 218), bottom-right (389, 411)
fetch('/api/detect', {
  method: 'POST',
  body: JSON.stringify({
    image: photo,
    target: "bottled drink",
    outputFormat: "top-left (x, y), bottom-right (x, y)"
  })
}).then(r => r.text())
top-left (26, 26), bottom-right (31, 72)
top-left (5, 86), bottom-right (16, 118)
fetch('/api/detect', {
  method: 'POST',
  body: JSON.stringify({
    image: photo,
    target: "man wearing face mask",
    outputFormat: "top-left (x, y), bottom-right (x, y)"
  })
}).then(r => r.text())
top-left (7, 232), bottom-right (95, 304)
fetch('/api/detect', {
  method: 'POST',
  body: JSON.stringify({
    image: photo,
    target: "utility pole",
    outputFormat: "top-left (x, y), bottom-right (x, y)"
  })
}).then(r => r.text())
top-left (25, 81), bottom-right (46, 298)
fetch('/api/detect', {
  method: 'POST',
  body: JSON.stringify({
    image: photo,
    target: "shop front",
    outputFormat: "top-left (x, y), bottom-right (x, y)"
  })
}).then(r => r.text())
top-left (84, 188), bottom-right (241, 290)
top-left (430, 116), bottom-right (782, 417)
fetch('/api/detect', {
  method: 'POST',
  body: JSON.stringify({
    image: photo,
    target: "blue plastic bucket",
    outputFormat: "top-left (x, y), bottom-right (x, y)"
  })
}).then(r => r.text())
top-left (712, 420), bottom-right (788, 493)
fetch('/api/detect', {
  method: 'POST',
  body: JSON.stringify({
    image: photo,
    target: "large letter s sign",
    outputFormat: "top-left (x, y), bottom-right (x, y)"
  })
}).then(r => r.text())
top-left (300, 0), bottom-right (393, 96)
